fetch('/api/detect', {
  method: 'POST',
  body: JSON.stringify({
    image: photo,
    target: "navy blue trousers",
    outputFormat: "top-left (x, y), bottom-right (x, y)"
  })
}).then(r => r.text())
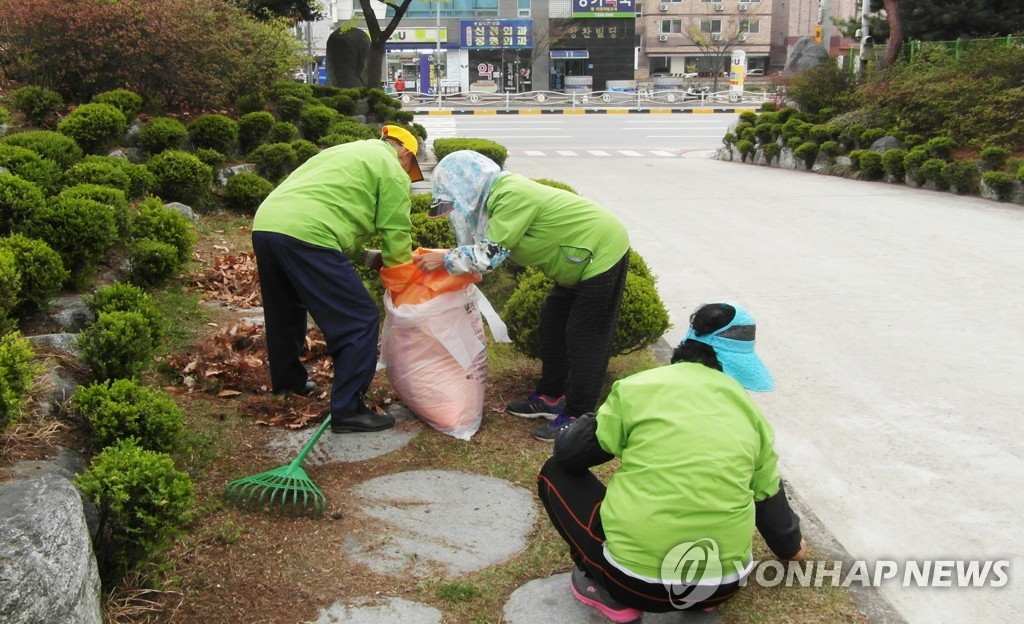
top-left (252, 231), bottom-right (378, 417)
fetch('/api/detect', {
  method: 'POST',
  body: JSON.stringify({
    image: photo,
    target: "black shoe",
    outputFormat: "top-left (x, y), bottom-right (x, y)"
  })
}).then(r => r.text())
top-left (330, 405), bottom-right (395, 433)
top-left (273, 380), bottom-right (318, 396)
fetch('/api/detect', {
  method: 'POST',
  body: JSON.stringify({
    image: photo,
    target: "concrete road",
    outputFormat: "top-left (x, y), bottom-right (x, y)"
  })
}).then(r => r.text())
top-left (504, 153), bottom-right (1024, 624)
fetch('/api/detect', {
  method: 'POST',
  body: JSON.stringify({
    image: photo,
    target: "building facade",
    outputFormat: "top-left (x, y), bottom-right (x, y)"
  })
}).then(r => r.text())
top-left (299, 0), bottom-right (858, 92)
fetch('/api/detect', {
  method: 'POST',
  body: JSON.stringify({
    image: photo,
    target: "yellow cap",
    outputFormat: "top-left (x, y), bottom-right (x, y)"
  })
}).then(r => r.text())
top-left (381, 125), bottom-right (419, 156)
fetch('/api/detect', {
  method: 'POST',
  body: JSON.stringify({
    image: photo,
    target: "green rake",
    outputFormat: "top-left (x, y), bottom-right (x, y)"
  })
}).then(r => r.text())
top-left (223, 416), bottom-right (331, 518)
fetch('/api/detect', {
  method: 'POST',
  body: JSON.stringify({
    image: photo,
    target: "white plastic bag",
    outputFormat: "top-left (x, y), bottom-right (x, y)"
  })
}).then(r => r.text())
top-left (379, 285), bottom-right (509, 440)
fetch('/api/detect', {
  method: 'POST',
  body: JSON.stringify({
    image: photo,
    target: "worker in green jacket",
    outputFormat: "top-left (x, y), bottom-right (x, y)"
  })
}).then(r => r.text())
top-left (537, 303), bottom-right (806, 621)
top-left (413, 149), bottom-right (631, 441)
top-left (251, 125), bottom-right (422, 433)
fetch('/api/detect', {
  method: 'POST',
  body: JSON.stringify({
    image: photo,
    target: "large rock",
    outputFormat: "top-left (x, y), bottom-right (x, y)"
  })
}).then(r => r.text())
top-left (0, 449), bottom-right (101, 624)
top-left (783, 38), bottom-right (830, 75)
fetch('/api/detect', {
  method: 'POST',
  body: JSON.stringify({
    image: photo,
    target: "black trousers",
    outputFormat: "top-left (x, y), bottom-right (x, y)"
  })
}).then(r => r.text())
top-left (536, 252), bottom-right (629, 417)
top-left (252, 231), bottom-right (379, 417)
top-left (537, 458), bottom-right (742, 613)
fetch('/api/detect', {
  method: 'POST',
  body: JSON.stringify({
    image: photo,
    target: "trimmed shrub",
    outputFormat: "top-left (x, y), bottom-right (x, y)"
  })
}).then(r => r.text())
top-left (128, 238), bottom-right (180, 288)
top-left (0, 332), bottom-right (40, 434)
top-left (754, 124), bottom-right (774, 145)
top-left (57, 103), bottom-right (127, 154)
top-left (11, 86), bottom-right (63, 126)
top-left (0, 144), bottom-right (62, 194)
top-left (819, 140), bottom-right (841, 158)
top-left (903, 134), bottom-right (924, 148)
top-left (858, 151), bottom-right (884, 180)
top-left (881, 149), bottom-right (907, 180)
top-left (979, 146), bottom-right (1011, 172)
top-left (72, 379), bottom-right (184, 453)
top-left (860, 128), bottom-right (886, 147)
top-left (268, 121), bottom-right (299, 144)
top-left (1018, 163), bottom-right (1024, 183)
top-left (981, 171), bottom-right (1015, 201)
top-left (129, 198), bottom-right (196, 267)
top-left (320, 93), bottom-right (356, 116)
top-left (147, 150), bottom-right (213, 204)
top-left (188, 114), bottom-right (238, 155)
top-left (59, 184), bottom-right (130, 236)
top-left (249, 142), bottom-right (297, 182)
top-left (0, 247), bottom-right (19, 334)
top-left (86, 282), bottom-right (164, 349)
top-left (942, 160), bottom-right (980, 195)
top-left (410, 212), bottom-right (456, 249)
top-left (920, 158), bottom-right (948, 189)
top-left (432, 139), bottom-right (508, 169)
top-left (273, 95), bottom-right (307, 123)
top-left (839, 123), bottom-right (866, 150)
top-left (318, 133), bottom-right (361, 148)
top-left (299, 105), bottom-right (339, 142)
top-left (762, 142), bottom-right (781, 164)
top-left (81, 155), bottom-right (154, 199)
top-left (194, 148), bottom-right (226, 169)
top-left (533, 179), bottom-right (578, 194)
top-left (224, 173), bottom-right (274, 214)
top-left (136, 117), bottom-right (188, 155)
top-left (79, 310), bottom-right (156, 381)
top-left (627, 249), bottom-right (654, 282)
top-left (779, 118), bottom-right (809, 142)
top-left (236, 94), bottom-right (266, 115)
top-left (22, 196), bottom-right (118, 285)
top-left (291, 139), bottom-right (319, 166)
top-left (904, 146), bottom-right (930, 171)
top-left (74, 440), bottom-right (194, 584)
top-left (63, 159), bottom-right (131, 195)
top-left (793, 142), bottom-right (819, 169)
top-left (409, 193), bottom-right (432, 214)
top-left (0, 234), bottom-right (67, 316)
top-left (238, 111), bottom-right (276, 153)
top-left (269, 81), bottom-right (314, 103)
top-left (0, 107), bottom-right (8, 125)
top-left (0, 173), bottom-right (46, 235)
top-left (925, 136), bottom-right (956, 161)
top-left (3, 131), bottom-right (84, 169)
top-left (738, 111), bottom-right (758, 125)
top-left (808, 124), bottom-right (835, 144)
top-left (90, 90), bottom-right (143, 122)
top-left (504, 268), bottom-right (669, 359)
top-left (737, 140), bottom-right (755, 162)
top-left (327, 119), bottom-right (376, 141)
top-left (721, 132), bottom-right (736, 148)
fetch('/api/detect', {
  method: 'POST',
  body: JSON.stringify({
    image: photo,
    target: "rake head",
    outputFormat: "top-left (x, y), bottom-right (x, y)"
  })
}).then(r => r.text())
top-left (223, 463), bottom-right (326, 518)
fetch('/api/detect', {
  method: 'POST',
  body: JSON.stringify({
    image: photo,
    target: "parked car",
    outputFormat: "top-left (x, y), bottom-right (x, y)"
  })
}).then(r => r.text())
top-left (747, 68), bottom-right (765, 76)
top-left (291, 68), bottom-right (308, 83)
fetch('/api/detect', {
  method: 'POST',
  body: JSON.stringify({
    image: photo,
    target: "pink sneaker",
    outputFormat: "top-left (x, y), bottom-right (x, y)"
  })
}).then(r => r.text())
top-left (569, 568), bottom-right (643, 623)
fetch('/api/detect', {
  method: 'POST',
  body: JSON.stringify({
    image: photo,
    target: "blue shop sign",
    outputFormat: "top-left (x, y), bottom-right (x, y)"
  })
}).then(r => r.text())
top-left (460, 19), bottom-right (533, 49)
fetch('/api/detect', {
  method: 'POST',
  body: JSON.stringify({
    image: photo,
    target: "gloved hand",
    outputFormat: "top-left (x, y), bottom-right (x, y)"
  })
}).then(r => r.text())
top-left (362, 249), bottom-right (383, 271)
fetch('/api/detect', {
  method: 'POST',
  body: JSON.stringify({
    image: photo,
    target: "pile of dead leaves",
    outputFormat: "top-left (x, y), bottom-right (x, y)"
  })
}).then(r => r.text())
top-left (192, 251), bottom-right (262, 308)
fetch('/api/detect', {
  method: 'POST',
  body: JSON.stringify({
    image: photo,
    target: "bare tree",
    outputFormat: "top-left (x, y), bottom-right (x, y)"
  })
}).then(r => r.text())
top-left (358, 0), bottom-right (418, 88)
top-left (684, 8), bottom-right (764, 91)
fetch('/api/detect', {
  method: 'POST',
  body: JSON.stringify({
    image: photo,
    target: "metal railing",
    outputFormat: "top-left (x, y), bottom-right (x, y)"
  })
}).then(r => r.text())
top-left (394, 89), bottom-right (771, 111)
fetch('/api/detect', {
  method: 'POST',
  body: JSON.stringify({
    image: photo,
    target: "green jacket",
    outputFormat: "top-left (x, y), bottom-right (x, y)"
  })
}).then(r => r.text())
top-left (252, 140), bottom-right (412, 267)
top-left (486, 174), bottom-right (630, 286)
top-left (595, 362), bottom-right (782, 581)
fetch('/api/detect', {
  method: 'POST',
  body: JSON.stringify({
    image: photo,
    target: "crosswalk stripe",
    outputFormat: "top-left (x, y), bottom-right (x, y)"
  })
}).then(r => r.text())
top-left (651, 150), bottom-right (675, 157)
top-left (555, 150), bottom-right (579, 156)
top-left (524, 150), bottom-right (546, 156)
top-left (620, 150), bottom-right (644, 157)
top-left (589, 150), bottom-right (611, 157)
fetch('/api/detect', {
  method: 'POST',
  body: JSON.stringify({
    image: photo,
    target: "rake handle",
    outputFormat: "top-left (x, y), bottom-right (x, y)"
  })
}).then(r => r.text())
top-left (289, 415), bottom-right (332, 468)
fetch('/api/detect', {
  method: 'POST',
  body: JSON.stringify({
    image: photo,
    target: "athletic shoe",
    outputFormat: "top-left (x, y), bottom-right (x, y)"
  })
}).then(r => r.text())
top-left (507, 393), bottom-right (566, 419)
top-left (569, 568), bottom-right (643, 623)
top-left (531, 413), bottom-right (576, 442)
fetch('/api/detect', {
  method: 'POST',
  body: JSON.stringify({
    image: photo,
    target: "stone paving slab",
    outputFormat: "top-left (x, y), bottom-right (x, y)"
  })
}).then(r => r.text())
top-left (342, 470), bottom-right (535, 577)
top-left (308, 596), bottom-right (441, 624)
top-left (266, 406), bottom-right (421, 466)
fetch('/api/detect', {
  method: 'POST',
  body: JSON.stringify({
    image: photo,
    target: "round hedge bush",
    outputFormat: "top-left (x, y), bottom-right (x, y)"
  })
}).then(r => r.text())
top-left (63, 159), bottom-right (131, 195)
top-left (981, 171), bottom-right (1015, 201)
top-left (268, 121), bottom-right (299, 144)
top-left (273, 95), bottom-right (307, 123)
top-left (2, 131), bottom-right (84, 168)
top-left (59, 183), bottom-right (130, 236)
top-left (187, 114), bottom-right (238, 155)
top-left (136, 117), bottom-right (188, 155)
top-left (249, 142), bottom-right (297, 182)
top-left (11, 86), bottom-right (63, 127)
top-left (147, 150), bottom-right (213, 204)
top-left (78, 310), bottom-right (156, 381)
top-left (90, 89), bottom-right (143, 122)
top-left (942, 160), bottom-right (980, 195)
top-left (920, 158), bottom-right (948, 189)
top-left (76, 155), bottom-right (154, 199)
top-left (0, 173), bottom-right (46, 234)
top-left (194, 148), bottom-right (226, 169)
top-left (72, 378), bottom-right (184, 453)
top-left (299, 105), bottom-right (339, 142)
top-left (129, 198), bottom-right (196, 267)
top-left (0, 233), bottom-right (68, 316)
top-left (238, 111), bottom-right (276, 154)
top-left (291, 139), bottom-right (319, 166)
top-left (74, 440), bottom-right (194, 584)
top-left (0, 332), bottom-right (40, 434)
top-left (979, 146), bottom-right (1011, 172)
top-left (224, 172), bottom-right (274, 214)
top-left (793, 141), bottom-right (818, 169)
top-left (0, 246), bottom-right (19, 333)
top-left (22, 195), bottom-right (118, 286)
top-left (86, 281), bottom-right (164, 348)
top-left (128, 238), bottom-right (180, 288)
top-left (0, 144), bottom-right (62, 194)
top-left (57, 103), bottom-right (127, 154)
top-left (327, 119), bottom-right (376, 140)
top-left (410, 212), bottom-right (456, 249)
top-left (858, 151), bottom-right (884, 180)
top-left (881, 149), bottom-right (908, 179)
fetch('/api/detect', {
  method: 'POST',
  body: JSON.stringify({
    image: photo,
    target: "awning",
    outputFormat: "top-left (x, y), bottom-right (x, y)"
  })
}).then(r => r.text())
top-left (550, 50), bottom-right (589, 59)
